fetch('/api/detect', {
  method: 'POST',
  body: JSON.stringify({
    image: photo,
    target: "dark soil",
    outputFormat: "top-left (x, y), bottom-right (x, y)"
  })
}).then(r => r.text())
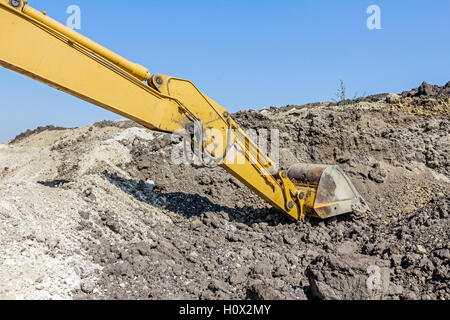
top-left (79, 88), bottom-right (448, 300)
top-left (401, 81), bottom-right (450, 99)
top-left (10, 83), bottom-right (449, 300)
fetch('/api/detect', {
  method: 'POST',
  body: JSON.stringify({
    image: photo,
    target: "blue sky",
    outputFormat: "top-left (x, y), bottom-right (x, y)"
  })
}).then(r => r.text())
top-left (1, 0), bottom-right (449, 142)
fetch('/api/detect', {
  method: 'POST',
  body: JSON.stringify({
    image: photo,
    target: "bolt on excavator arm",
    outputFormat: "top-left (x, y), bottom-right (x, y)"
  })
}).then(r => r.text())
top-left (0, 0), bottom-right (370, 221)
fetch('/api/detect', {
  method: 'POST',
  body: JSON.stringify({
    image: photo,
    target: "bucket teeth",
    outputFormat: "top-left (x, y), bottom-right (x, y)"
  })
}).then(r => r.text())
top-left (287, 164), bottom-right (370, 219)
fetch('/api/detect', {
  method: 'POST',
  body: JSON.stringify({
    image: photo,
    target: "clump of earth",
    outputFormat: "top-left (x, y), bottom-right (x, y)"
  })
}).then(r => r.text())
top-left (0, 82), bottom-right (448, 300)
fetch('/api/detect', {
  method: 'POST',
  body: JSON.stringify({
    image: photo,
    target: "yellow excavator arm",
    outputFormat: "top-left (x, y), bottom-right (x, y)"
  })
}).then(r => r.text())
top-left (0, 0), bottom-right (369, 221)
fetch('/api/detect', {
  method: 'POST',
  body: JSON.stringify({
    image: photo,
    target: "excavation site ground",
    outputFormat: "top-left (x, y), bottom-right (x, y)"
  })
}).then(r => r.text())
top-left (0, 82), bottom-right (448, 300)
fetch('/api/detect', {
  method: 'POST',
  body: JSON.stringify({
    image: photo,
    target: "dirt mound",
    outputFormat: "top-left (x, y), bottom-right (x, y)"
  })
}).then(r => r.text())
top-left (350, 81), bottom-right (450, 104)
top-left (1, 87), bottom-right (449, 300)
top-left (92, 120), bottom-right (144, 130)
top-left (10, 125), bottom-right (67, 144)
top-left (401, 81), bottom-right (450, 99)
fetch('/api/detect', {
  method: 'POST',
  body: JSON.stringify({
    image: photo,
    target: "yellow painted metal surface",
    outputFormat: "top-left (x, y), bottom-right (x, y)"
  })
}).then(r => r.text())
top-left (0, 0), bottom-right (367, 221)
top-left (22, 4), bottom-right (151, 82)
top-left (0, 0), bottom-right (183, 133)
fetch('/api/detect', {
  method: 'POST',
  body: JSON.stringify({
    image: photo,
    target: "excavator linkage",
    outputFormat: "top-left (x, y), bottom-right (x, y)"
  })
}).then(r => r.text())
top-left (0, 0), bottom-right (370, 222)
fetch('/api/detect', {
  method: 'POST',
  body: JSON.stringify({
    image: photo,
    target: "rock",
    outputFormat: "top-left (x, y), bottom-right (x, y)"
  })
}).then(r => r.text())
top-left (416, 245), bottom-right (427, 255)
top-left (208, 279), bottom-right (228, 293)
top-left (78, 211), bottom-right (90, 220)
top-left (336, 241), bottom-right (357, 255)
top-left (419, 257), bottom-right (434, 272)
top-left (203, 238), bottom-right (216, 249)
top-left (368, 163), bottom-right (387, 184)
top-left (390, 254), bottom-right (403, 267)
top-left (34, 275), bottom-right (44, 283)
top-left (283, 232), bottom-right (298, 245)
top-left (225, 232), bottom-right (240, 242)
top-left (401, 254), bottom-right (418, 268)
top-left (145, 180), bottom-right (155, 191)
top-left (433, 248), bottom-right (450, 260)
top-left (390, 284), bottom-right (404, 296)
top-left (35, 283), bottom-right (45, 291)
top-left (107, 262), bottom-right (131, 277)
top-left (305, 253), bottom-right (391, 300)
top-left (133, 241), bottom-right (156, 256)
top-left (172, 264), bottom-right (183, 276)
top-left (273, 266), bottom-right (289, 278)
top-left (189, 218), bottom-right (203, 230)
top-left (306, 230), bottom-right (331, 245)
top-left (386, 93), bottom-right (400, 104)
top-left (229, 268), bottom-right (248, 285)
top-left (105, 218), bottom-right (121, 233)
top-left (80, 279), bottom-right (96, 294)
top-left (402, 290), bottom-right (418, 300)
top-left (386, 244), bottom-right (401, 256)
top-left (417, 81), bottom-right (435, 97)
top-left (252, 262), bottom-right (272, 276)
top-left (188, 251), bottom-right (199, 264)
top-left (246, 280), bottom-right (281, 300)
top-left (239, 248), bottom-right (253, 260)
top-left (334, 149), bottom-right (352, 163)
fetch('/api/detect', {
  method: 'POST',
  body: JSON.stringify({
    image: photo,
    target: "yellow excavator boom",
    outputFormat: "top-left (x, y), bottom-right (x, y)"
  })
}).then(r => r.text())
top-left (0, 0), bottom-right (370, 221)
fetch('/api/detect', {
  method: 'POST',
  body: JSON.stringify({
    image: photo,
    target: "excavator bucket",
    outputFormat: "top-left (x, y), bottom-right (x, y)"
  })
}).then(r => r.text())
top-left (287, 164), bottom-right (370, 219)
